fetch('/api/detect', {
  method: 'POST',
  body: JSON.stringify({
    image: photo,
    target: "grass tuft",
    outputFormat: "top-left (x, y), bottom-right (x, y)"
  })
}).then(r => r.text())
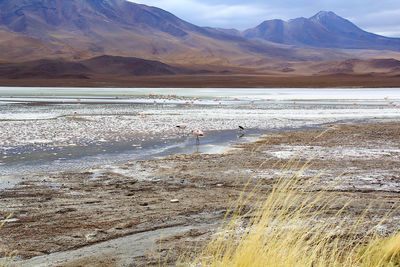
top-left (357, 233), bottom-right (400, 266)
top-left (1, 214), bottom-right (16, 267)
top-left (178, 158), bottom-right (399, 267)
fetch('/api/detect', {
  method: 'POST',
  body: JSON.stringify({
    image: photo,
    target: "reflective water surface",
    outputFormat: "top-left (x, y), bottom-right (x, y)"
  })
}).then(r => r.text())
top-left (1, 87), bottom-right (399, 176)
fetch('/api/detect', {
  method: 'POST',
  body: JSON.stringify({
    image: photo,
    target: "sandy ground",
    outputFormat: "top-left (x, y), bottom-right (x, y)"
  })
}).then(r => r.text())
top-left (0, 73), bottom-right (399, 88)
top-left (1, 122), bottom-right (400, 266)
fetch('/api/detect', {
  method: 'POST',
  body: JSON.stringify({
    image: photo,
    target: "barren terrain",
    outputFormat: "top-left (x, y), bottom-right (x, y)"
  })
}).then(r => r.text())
top-left (1, 55), bottom-right (400, 88)
top-left (1, 72), bottom-right (400, 88)
top-left (1, 122), bottom-right (400, 266)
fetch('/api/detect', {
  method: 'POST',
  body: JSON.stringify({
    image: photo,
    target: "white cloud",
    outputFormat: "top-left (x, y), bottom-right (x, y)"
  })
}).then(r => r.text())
top-left (133, 0), bottom-right (274, 28)
top-left (365, 28), bottom-right (400, 38)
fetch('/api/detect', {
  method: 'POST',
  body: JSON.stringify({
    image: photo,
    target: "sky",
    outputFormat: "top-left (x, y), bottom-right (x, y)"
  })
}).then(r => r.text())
top-left (132, 0), bottom-right (400, 37)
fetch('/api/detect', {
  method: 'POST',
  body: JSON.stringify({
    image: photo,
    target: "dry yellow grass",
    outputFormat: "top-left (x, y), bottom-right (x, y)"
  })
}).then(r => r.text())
top-left (357, 233), bottom-right (400, 266)
top-left (178, 157), bottom-right (400, 267)
top-left (1, 214), bottom-right (16, 267)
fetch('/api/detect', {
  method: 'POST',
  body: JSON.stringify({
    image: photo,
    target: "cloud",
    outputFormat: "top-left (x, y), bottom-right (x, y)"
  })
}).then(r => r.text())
top-left (132, 0), bottom-right (400, 37)
top-left (134, 0), bottom-right (273, 28)
top-left (346, 8), bottom-right (400, 37)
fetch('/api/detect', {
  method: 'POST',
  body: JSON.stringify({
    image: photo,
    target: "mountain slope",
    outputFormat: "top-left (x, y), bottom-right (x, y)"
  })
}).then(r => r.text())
top-left (0, 0), bottom-right (195, 38)
top-left (2, 0), bottom-right (376, 66)
top-left (0, 0), bottom-right (314, 65)
top-left (0, 30), bottom-right (89, 62)
top-left (0, 1), bottom-right (399, 69)
top-left (243, 11), bottom-right (400, 51)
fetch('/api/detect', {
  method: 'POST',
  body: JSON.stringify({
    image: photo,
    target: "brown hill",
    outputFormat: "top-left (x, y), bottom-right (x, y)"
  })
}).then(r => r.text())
top-left (81, 55), bottom-right (201, 76)
top-left (304, 58), bottom-right (400, 74)
top-left (0, 59), bottom-right (90, 79)
top-left (0, 55), bottom-right (204, 79)
top-left (231, 57), bottom-right (400, 76)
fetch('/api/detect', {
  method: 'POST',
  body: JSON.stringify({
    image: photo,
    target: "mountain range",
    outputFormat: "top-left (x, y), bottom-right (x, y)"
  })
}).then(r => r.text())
top-left (243, 11), bottom-right (400, 50)
top-left (0, 0), bottom-right (303, 64)
top-left (0, 0), bottom-right (399, 86)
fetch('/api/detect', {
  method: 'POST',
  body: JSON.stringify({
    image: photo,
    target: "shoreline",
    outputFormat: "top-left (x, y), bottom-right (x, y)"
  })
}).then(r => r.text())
top-left (0, 118), bottom-right (371, 177)
top-left (0, 73), bottom-right (399, 88)
top-left (2, 121), bottom-right (400, 266)
top-left (0, 128), bottom-right (265, 177)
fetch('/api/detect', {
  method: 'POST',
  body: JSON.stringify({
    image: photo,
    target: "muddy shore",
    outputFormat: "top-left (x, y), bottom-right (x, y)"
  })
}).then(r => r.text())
top-left (0, 73), bottom-right (400, 88)
top-left (1, 122), bottom-right (400, 266)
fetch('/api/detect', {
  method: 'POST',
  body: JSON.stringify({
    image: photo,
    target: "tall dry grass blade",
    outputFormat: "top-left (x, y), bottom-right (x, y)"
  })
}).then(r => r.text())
top-left (179, 155), bottom-right (399, 266)
top-left (1, 214), bottom-right (16, 267)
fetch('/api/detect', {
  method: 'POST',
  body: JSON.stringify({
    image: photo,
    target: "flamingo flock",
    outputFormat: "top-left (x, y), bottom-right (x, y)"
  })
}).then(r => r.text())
top-left (146, 94), bottom-right (202, 105)
top-left (176, 125), bottom-right (245, 145)
top-left (139, 94), bottom-right (266, 106)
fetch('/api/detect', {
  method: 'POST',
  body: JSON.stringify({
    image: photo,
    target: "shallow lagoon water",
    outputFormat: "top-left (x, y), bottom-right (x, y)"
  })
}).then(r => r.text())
top-left (2, 87), bottom-right (400, 105)
top-left (0, 128), bottom-right (266, 176)
top-left (1, 87), bottom-right (400, 100)
top-left (1, 87), bottom-right (400, 177)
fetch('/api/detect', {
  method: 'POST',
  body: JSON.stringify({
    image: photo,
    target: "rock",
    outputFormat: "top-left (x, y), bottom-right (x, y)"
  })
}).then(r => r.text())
top-left (170, 199), bottom-right (179, 203)
top-left (85, 232), bottom-right (98, 241)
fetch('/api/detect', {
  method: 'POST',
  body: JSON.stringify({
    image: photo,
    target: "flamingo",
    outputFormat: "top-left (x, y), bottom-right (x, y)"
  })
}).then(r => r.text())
top-left (192, 129), bottom-right (204, 145)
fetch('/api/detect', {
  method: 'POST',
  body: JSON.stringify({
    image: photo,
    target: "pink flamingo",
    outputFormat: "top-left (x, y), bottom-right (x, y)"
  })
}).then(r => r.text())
top-left (192, 129), bottom-right (204, 144)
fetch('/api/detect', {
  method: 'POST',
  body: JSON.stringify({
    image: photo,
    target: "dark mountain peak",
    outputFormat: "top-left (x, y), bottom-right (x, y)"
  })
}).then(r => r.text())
top-left (260, 19), bottom-right (285, 24)
top-left (288, 17), bottom-right (308, 23)
top-left (256, 19), bottom-right (285, 30)
top-left (309, 10), bottom-right (367, 36)
top-left (243, 19), bottom-right (286, 43)
top-left (93, 0), bottom-right (124, 4)
top-left (310, 11), bottom-right (338, 21)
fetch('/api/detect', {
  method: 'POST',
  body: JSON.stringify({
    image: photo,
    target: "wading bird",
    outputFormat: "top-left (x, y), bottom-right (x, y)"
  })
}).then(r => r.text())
top-left (176, 125), bottom-right (187, 135)
top-left (192, 129), bottom-right (204, 145)
top-left (238, 126), bottom-right (245, 138)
